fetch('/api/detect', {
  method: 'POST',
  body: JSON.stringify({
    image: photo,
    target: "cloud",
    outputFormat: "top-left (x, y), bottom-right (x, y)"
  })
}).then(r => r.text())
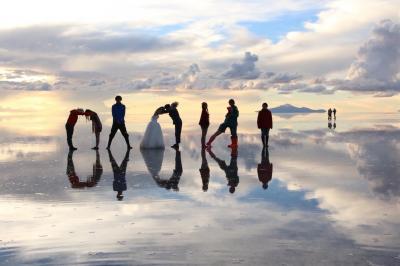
top-left (223, 52), bottom-right (261, 80)
top-left (0, 80), bottom-right (52, 91)
top-left (333, 20), bottom-right (400, 95)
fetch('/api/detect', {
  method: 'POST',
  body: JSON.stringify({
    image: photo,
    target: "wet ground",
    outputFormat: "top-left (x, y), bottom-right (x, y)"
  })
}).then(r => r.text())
top-left (0, 113), bottom-right (400, 265)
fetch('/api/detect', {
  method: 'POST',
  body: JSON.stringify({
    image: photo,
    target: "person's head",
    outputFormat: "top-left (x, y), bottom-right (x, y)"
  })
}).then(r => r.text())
top-left (84, 109), bottom-right (93, 120)
top-left (262, 183), bottom-right (269, 190)
top-left (115, 95), bottom-right (122, 103)
top-left (229, 186), bottom-right (236, 194)
top-left (76, 108), bottom-right (85, 115)
top-left (116, 191), bottom-right (124, 201)
top-left (171, 101), bottom-right (179, 108)
top-left (262, 102), bottom-right (268, 109)
top-left (228, 99), bottom-right (235, 106)
top-left (201, 102), bottom-right (208, 111)
top-left (164, 104), bottom-right (171, 110)
top-left (202, 184), bottom-right (208, 192)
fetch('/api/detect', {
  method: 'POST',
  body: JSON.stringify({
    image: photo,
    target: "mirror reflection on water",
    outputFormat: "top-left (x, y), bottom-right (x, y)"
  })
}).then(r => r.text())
top-left (0, 113), bottom-right (399, 265)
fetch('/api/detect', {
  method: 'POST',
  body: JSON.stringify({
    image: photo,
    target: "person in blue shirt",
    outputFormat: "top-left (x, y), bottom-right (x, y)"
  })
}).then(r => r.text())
top-left (106, 95), bottom-right (132, 149)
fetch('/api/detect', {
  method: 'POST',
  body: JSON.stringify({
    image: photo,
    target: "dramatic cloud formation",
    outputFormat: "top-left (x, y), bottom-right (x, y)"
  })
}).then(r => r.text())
top-left (0, 0), bottom-right (399, 100)
top-left (333, 20), bottom-right (400, 96)
top-left (223, 52), bottom-right (261, 80)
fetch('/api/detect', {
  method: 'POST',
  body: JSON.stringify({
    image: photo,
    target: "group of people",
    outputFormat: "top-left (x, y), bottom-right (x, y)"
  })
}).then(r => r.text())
top-left (66, 144), bottom-right (273, 200)
top-left (65, 96), bottom-right (274, 151)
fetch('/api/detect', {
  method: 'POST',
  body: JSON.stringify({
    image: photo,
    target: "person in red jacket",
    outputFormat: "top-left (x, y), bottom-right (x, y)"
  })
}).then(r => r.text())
top-left (257, 103), bottom-right (273, 147)
top-left (65, 108), bottom-right (85, 150)
top-left (199, 102), bottom-right (210, 147)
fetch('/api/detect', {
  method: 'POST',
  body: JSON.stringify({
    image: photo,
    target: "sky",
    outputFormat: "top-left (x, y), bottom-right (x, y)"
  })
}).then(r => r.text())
top-left (0, 0), bottom-right (400, 116)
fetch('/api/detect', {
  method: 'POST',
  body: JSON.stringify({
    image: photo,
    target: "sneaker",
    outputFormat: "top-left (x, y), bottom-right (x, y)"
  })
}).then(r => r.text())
top-left (92, 146), bottom-right (99, 150)
top-left (69, 146), bottom-right (77, 151)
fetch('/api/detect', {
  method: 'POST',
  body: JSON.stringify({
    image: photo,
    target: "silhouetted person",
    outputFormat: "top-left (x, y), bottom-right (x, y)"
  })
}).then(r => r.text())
top-left (160, 102), bottom-right (182, 149)
top-left (328, 121), bottom-right (332, 129)
top-left (257, 102), bottom-right (273, 147)
top-left (333, 108), bottom-right (337, 120)
top-left (199, 148), bottom-right (210, 192)
top-left (85, 109), bottom-right (102, 150)
top-left (108, 149), bottom-right (130, 200)
top-left (107, 95), bottom-right (132, 150)
top-left (152, 149), bottom-right (183, 191)
top-left (328, 108), bottom-right (332, 121)
top-left (333, 122), bottom-right (336, 129)
top-left (206, 99), bottom-right (239, 149)
top-left (257, 147), bottom-right (273, 190)
top-left (208, 149), bottom-right (239, 194)
top-left (86, 150), bottom-right (103, 187)
top-left (65, 108), bottom-right (85, 150)
top-left (199, 102), bottom-right (210, 148)
top-left (66, 150), bottom-right (87, 188)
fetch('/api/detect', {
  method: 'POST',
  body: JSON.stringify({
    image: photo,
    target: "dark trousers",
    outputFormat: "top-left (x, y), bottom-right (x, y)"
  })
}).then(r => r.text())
top-left (261, 128), bottom-right (270, 145)
top-left (108, 122), bottom-right (130, 147)
top-left (201, 126), bottom-right (208, 146)
top-left (65, 124), bottom-right (74, 148)
top-left (175, 122), bottom-right (182, 144)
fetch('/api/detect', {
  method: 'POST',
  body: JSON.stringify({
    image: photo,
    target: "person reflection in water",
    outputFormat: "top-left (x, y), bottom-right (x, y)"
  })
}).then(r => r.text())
top-left (257, 147), bottom-right (273, 190)
top-left (152, 149), bottom-right (183, 191)
top-left (66, 150), bottom-right (103, 188)
top-left (66, 150), bottom-right (86, 188)
top-left (199, 148), bottom-right (210, 192)
top-left (328, 121), bottom-right (332, 129)
top-left (208, 149), bottom-right (239, 194)
top-left (108, 149), bottom-right (130, 200)
top-left (86, 150), bottom-right (103, 187)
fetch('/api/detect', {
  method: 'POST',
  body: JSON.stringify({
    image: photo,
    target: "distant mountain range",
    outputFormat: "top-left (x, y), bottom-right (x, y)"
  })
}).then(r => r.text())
top-left (270, 104), bottom-right (325, 113)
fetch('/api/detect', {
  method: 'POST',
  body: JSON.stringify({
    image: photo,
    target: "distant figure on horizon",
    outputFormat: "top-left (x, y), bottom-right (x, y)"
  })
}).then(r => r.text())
top-left (65, 108), bottom-right (85, 150)
top-left (208, 149), bottom-right (239, 194)
top-left (257, 147), bottom-right (273, 190)
top-left (328, 108), bottom-right (332, 120)
top-left (160, 102), bottom-right (182, 149)
top-left (85, 109), bottom-right (102, 150)
top-left (333, 108), bottom-right (337, 120)
top-left (106, 96), bottom-right (132, 150)
top-left (206, 99), bottom-right (239, 149)
top-left (108, 149), bottom-right (130, 200)
top-left (257, 102), bottom-right (273, 147)
top-left (199, 148), bottom-right (210, 192)
top-left (199, 102), bottom-right (210, 147)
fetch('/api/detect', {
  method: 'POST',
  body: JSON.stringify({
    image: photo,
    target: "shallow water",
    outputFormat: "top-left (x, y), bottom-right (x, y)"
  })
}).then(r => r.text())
top-left (0, 113), bottom-right (400, 265)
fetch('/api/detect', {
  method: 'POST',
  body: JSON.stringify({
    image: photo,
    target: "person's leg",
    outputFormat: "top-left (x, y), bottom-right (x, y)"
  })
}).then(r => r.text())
top-left (265, 128), bottom-right (270, 147)
top-left (107, 123), bottom-right (118, 149)
top-left (261, 128), bottom-right (266, 146)
top-left (228, 125), bottom-right (238, 148)
top-left (201, 127), bottom-right (208, 147)
top-left (66, 124), bottom-right (75, 149)
top-left (207, 123), bottom-right (226, 147)
top-left (93, 131), bottom-right (100, 149)
top-left (119, 123), bottom-right (132, 149)
top-left (175, 122), bottom-right (182, 144)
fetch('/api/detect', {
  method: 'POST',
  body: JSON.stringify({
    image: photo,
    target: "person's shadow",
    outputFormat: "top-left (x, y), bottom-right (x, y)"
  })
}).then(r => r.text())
top-left (141, 149), bottom-right (183, 191)
top-left (108, 149), bottom-right (130, 200)
top-left (208, 149), bottom-right (239, 194)
top-left (257, 147), bottom-right (273, 190)
top-left (199, 148), bottom-right (210, 192)
top-left (66, 150), bottom-right (103, 189)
